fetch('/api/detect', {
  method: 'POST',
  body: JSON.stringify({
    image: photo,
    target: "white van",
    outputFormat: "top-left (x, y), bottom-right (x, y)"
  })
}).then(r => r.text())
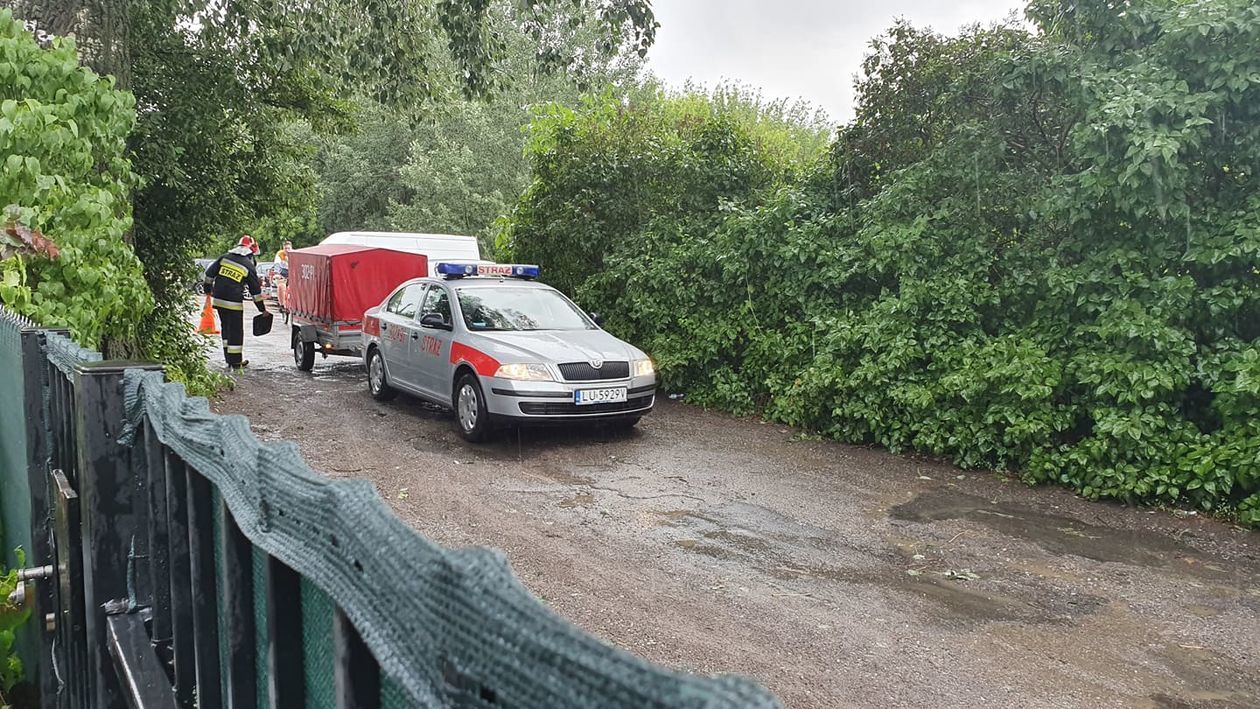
top-left (321, 231), bottom-right (484, 275)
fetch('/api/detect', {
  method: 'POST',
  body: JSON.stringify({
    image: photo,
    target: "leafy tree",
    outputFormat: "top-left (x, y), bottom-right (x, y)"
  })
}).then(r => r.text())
top-left (10, 0), bottom-right (656, 390)
top-left (502, 85), bottom-right (830, 294)
top-left (315, 2), bottom-right (649, 252)
top-left (504, 0), bottom-right (1260, 523)
top-left (0, 9), bottom-right (150, 346)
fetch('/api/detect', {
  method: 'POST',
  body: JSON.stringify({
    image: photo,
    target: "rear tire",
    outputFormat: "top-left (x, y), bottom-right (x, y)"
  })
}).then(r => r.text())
top-left (454, 373), bottom-right (491, 442)
top-left (367, 348), bottom-right (397, 401)
top-left (293, 327), bottom-right (315, 371)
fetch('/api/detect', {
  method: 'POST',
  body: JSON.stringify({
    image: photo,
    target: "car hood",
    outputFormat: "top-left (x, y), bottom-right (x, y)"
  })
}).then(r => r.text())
top-left (473, 329), bottom-right (641, 364)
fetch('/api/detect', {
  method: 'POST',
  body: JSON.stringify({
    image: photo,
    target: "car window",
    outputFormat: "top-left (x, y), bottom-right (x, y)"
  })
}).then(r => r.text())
top-left (421, 286), bottom-right (451, 323)
top-left (384, 287), bottom-right (408, 314)
top-left (455, 286), bottom-right (593, 331)
top-left (386, 284), bottom-right (426, 317)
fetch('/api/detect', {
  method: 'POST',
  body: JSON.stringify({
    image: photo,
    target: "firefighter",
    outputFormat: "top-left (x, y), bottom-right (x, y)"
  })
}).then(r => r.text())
top-left (203, 235), bottom-right (268, 369)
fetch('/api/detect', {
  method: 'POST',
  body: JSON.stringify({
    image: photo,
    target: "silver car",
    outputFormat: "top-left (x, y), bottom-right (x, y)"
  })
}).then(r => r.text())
top-left (361, 264), bottom-right (656, 441)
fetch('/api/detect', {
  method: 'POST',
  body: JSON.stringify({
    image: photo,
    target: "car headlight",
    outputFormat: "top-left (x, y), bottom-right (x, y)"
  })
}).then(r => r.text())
top-left (631, 358), bottom-right (655, 377)
top-left (494, 363), bottom-right (554, 381)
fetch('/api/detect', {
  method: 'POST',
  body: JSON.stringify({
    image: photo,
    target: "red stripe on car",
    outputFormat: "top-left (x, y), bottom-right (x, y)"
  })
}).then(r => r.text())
top-left (450, 342), bottom-right (500, 377)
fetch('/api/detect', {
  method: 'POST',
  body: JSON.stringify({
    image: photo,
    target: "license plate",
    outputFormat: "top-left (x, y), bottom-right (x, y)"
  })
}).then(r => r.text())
top-left (574, 387), bottom-right (628, 405)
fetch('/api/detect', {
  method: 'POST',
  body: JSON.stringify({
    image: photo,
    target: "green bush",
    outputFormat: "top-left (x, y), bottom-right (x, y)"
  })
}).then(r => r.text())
top-left (0, 548), bottom-right (28, 702)
top-left (505, 0), bottom-right (1260, 523)
top-left (0, 9), bottom-right (152, 346)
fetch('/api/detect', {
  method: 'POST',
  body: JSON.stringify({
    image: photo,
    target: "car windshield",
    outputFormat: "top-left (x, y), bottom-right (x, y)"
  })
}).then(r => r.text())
top-left (456, 286), bottom-right (593, 331)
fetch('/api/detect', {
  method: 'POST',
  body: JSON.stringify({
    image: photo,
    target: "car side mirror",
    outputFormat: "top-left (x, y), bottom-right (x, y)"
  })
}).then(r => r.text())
top-left (420, 313), bottom-right (451, 330)
top-left (589, 312), bottom-right (605, 326)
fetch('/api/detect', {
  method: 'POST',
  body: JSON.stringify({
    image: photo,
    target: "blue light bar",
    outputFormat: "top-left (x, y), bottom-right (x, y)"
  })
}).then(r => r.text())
top-left (436, 262), bottom-right (540, 279)
top-left (436, 262), bottom-right (479, 277)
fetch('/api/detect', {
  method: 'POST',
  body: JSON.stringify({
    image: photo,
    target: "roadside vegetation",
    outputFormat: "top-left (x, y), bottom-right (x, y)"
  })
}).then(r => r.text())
top-left (3, 0), bottom-right (1256, 522)
top-left (2, 0), bottom-right (656, 393)
top-left (500, 0), bottom-right (1260, 523)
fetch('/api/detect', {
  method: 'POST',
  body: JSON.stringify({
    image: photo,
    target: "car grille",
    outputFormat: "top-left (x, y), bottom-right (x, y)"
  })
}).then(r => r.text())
top-left (519, 395), bottom-right (653, 416)
top-left (556, 361), bottom-right (629, 381)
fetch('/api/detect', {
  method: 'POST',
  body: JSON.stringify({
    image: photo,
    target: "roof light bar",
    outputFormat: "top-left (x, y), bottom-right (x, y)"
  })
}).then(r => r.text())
top-left (436, 262), bottom-right (540, 279)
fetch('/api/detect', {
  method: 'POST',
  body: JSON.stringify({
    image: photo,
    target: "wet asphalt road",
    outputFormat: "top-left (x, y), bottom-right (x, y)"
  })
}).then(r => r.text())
top-left (211, 318), bottom-right (1260, 708)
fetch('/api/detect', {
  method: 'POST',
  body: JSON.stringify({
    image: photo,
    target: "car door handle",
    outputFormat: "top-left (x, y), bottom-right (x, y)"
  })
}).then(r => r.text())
top-left (410, 333), bottom-right (419, 340)
top-left (380, 322), bottom-right (388, 330)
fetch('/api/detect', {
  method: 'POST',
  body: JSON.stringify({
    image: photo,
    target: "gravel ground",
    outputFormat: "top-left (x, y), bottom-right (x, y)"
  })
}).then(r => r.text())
top-left (211, 320), bottom-right (1260, 708)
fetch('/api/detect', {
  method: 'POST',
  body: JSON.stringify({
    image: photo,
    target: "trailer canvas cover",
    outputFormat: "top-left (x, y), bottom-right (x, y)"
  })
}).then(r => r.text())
top-left (289, 245), bottom-right (428, 324)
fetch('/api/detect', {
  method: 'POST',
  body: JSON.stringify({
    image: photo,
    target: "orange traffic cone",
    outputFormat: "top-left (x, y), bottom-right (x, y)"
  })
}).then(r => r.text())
top-left (197, 295), bottom-right (219, 335)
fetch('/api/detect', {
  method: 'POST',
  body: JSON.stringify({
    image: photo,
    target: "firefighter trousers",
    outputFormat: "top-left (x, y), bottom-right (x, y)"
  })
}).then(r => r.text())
top-left (215, 306), bottom-right (245, 366)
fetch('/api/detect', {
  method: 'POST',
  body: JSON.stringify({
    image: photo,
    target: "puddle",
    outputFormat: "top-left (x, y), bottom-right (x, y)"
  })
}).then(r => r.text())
top-left (893, 575), bottom-right (1034, 622)
top-left (703, 529), bottom-right (773, 553)
top-left (890, 489), bottom-right (1216, 573)
top-left (534, 468), bottom-right (594, 487)
top-left (1151, 644), bottom-right (1260, 709)
top-left (674, 539), bottom-right (735, 559)
top-left (559, 492), bottom-right (594, 508)
top-left (653, 510), bottom-right (692, 526)
top-left (662, 499), bottom-right (1108, 625)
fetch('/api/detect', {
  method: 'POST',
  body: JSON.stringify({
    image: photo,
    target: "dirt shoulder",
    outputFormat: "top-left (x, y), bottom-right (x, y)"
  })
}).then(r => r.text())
top-left (212, 325), bottom-right (1260, 708)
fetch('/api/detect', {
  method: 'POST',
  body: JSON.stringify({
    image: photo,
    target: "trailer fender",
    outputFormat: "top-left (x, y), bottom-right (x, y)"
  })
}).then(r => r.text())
top-left (295, 324), bottom-right (318, 343)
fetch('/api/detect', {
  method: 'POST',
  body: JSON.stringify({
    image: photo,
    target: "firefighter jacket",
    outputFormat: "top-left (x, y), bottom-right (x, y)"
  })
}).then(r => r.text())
top-left (203, 251), bottom-right (266, 312)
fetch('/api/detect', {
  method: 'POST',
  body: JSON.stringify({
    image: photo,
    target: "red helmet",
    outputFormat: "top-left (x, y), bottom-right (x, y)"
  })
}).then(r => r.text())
top-left (237, 234), bottom-right (260, 255)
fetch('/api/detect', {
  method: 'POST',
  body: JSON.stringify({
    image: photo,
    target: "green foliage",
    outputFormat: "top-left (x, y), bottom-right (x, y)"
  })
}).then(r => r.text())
top-left (505, 0), bottom-right (1260, 522)
top-left (0, 9), bottom-right (151, 347)
top-left (502, 85), bottom-right (830, 295)
top-left (1, 548), bottom-right (29, 699)
top-left (12, 0), bottom-right (655, 392)
top-left (315, 4), bottom-right (649, 253)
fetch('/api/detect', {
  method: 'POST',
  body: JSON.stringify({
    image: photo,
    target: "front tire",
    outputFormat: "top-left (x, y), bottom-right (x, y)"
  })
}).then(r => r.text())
top-left (454, 373), bottom-right (491, 442)
top-left (293, 329), bottom-right (315, 372)
top-left (367, 348), bottom-right (397, 401)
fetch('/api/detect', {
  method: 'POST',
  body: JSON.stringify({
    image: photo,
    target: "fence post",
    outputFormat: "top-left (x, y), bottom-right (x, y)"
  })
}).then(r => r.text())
top-left (73, 360), bottom-right (162, 709)
top-left (220, 498), bottom-right (257, 709)
top-left (334, 606), bottom-right (380, 709)
top-left (19, 329), bottom-right (56, 701)
top-left (266, 554), bottom-right (305, 708)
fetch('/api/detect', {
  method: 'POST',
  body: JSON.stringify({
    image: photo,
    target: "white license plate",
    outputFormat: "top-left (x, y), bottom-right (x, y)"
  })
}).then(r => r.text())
top-left (574, 387), bottom-right (628, 405)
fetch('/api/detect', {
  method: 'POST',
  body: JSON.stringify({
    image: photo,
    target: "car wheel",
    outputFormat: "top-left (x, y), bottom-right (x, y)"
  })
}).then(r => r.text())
top-left (292, 328), bottom-right (315, 371)
top-left (368, 348), bottom-right (397, 401)
top-left (454, 372), bottom-right (491, 442)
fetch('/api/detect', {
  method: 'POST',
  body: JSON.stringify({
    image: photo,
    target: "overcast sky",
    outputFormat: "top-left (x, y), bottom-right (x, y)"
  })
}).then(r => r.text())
top-left (645, 0), bottom-right (1026, 123)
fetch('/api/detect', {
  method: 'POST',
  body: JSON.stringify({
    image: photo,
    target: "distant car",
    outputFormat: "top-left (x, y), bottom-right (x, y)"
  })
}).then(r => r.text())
top-left (361, 263), bottom-right (656, 441)
top-left (255, 261), bottom-right (276, 295)
top-left (192, 258), bottom-right (215, 292)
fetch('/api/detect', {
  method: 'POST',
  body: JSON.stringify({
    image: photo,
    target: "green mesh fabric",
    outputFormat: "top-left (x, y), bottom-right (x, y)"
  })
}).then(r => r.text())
top-left (120, 367), bottom-right (779, 707)
top-left (301, 577), bottom-right (335, 708)
top-left (252, 545), bottom-right (269, 708)
top-left (382, 676), bottom-right (411, 708)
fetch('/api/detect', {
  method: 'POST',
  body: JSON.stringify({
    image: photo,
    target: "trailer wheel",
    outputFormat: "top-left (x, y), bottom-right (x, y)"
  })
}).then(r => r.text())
top-left (293, 328), bottom-right (315, 371)
top-left (367, 348), bottom-right (397, 401)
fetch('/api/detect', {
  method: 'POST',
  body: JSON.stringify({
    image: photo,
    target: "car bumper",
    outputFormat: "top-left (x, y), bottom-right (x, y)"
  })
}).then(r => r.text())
top-left (485, 377), bottom-right (656, 421)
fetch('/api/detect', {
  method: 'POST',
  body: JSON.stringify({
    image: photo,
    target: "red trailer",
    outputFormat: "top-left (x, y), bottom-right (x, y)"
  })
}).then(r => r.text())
top-left (288, 245), bottom-right (428, 371)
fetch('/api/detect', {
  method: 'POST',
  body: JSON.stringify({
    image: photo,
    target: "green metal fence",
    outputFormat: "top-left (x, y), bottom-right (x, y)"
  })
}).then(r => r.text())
top-left (0, 305), bottom-right (32, 569)
top-left (0, 302), bottom-right (780, 708)
top-left (0, 305), bottom-right (35, 681)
